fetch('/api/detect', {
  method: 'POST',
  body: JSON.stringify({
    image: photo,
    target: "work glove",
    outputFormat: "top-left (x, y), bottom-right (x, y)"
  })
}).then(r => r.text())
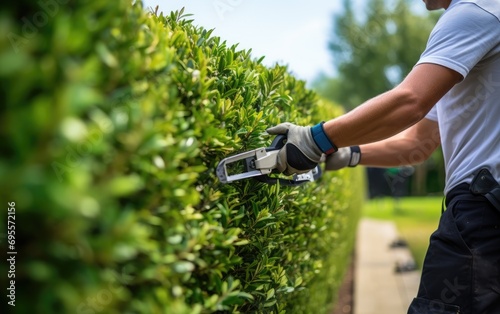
top-left (324, 146), bottom-right (361, 170)
top-left (266, 122), bottom-right (337, 175)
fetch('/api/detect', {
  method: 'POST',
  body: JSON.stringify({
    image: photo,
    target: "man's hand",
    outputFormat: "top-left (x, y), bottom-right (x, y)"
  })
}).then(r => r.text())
top-left (266, 122), bottom-right (324, 175)
top-left (324, 146), bottom-right (361, 170)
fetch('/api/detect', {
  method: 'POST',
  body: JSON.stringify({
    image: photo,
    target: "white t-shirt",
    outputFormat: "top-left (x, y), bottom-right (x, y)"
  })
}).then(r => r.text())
top-left (418, 0), bottom-right (500, 194)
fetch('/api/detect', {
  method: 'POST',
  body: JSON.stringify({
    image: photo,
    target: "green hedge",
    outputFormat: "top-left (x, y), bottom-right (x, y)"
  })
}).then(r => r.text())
top-left (0, 1), bottom-right (364, 313)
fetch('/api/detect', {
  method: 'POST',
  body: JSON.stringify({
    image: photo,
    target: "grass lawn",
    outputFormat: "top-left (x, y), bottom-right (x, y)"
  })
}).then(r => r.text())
top-left (363, 196), bottom-right (443, 269)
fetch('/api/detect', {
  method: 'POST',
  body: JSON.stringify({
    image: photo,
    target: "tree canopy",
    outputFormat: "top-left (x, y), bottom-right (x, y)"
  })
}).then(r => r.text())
top-left (316, 0), bottom-right (440, 110)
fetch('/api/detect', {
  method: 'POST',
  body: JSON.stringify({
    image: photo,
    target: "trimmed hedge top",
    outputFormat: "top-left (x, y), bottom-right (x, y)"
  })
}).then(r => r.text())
top-left (0, 1), bottom-right (364, 313)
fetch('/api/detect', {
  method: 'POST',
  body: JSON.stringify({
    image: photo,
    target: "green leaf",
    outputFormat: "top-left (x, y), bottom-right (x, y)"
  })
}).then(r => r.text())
top-left (96, 42), bottom-right (118, 67)
top-left (106, 175), bottom-right (144, 196)
top-left (266, 288), bottom-right (275, 300)
top-left (173, 261), bottom-right (195, 273)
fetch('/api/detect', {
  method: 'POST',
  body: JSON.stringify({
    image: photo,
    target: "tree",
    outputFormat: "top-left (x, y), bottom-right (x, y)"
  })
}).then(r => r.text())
top-left (316, 0), bottom-right (444, 195)
top-left (317, 0), bottom-right (439, 110)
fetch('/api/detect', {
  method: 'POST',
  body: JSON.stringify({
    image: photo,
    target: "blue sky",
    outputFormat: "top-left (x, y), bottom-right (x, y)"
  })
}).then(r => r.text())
top-left (142, 0), bottom-right (366, 83)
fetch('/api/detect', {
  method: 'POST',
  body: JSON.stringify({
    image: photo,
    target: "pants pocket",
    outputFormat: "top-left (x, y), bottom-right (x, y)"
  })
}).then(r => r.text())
top-left (407, 297), bottom-right (460, 314)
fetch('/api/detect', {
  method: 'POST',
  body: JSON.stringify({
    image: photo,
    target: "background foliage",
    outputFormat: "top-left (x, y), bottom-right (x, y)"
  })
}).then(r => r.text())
top-left (316, 0), bottom-right (439, 110)
top-left (314, 0), bottom-right (443, 196)
top-left (0, 1), bottom-right (364, 313)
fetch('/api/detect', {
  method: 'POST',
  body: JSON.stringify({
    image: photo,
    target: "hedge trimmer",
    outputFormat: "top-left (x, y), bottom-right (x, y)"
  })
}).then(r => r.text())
top-left (216, 135), bottom-right (322, 186)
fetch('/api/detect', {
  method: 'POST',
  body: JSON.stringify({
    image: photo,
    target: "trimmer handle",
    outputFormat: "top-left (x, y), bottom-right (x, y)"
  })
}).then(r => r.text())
top-left (251, 134), bottom-right (322, 186)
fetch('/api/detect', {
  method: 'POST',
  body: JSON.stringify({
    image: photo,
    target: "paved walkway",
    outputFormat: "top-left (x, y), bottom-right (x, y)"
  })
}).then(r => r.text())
top-left (354, 219), bottom-right (421, 314)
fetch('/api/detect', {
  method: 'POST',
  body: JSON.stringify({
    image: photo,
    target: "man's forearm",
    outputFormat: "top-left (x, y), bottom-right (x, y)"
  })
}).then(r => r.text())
top-left (323, 88), bottom-right (424, 148)
top-left (360, 138), bottom-right (432, 167)
top-left (321, 63), bottom-right (461, 149)
top-left (356, 118), bottom-right (441, 167)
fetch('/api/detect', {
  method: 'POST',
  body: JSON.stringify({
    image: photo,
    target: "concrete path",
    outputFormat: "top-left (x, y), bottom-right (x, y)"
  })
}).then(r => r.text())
top-left (354, 219), bottom-right (421, 314)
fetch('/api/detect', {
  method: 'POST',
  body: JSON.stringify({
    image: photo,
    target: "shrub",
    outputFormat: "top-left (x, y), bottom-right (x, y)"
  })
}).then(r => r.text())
top-left (0, 1), bottom-right (364, 313)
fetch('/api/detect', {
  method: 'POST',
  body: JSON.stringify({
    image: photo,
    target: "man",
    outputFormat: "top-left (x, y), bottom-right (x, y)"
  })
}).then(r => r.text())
top-left (267, 0), bottom-right (500, 313)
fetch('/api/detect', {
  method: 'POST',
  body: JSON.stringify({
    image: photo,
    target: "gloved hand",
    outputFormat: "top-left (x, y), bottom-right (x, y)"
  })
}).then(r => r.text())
top-left (267, 122), bottom-right (334, 175)
top-left (324, 146), bottom-right (361, 170)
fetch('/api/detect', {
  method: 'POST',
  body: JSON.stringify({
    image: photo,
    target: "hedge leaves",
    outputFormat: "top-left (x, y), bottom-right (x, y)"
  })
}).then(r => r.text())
top-left (0, 1), bottom-right (364, 313)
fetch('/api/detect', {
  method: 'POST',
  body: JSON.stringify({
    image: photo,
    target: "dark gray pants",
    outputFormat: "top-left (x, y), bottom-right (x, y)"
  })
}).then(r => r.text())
top-left (408, 183), bottom-right (500, 314)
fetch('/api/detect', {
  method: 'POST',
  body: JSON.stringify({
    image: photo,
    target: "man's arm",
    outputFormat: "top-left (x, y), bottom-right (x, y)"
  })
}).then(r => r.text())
top-left (323, 63), bottom-right (462, 147)
top-left (359, 117), bottom-right (440, 167)
top-left (267, 63), bottom-right (460, 175)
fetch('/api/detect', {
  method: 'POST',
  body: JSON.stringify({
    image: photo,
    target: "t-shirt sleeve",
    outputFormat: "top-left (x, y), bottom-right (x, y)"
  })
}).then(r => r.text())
top-left (425, 105), bottom-right (438, 122)
top-left (416, 2), bottom-right (500, 78)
